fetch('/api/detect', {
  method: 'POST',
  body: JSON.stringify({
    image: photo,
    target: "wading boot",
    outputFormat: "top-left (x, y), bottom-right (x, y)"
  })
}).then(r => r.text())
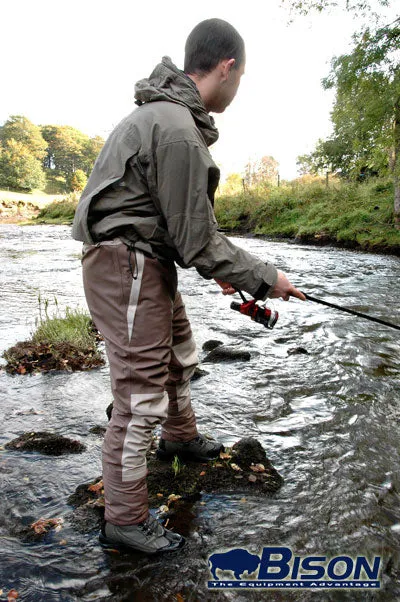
top-left (157, 433), bottom-right (224, 462)
top-left (99, 513), bottom-right (184, 554)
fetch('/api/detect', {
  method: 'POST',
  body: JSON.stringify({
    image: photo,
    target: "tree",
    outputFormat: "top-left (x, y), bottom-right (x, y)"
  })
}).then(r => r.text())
top-left (68, 169), bottom-right (87, 191)
top-left (41, 125), bottom-right (88, 177)
top-left (244, 156), bottom-right (279, 188)
top-left (0, 139), bottom-right (45, 191)
top-left (0, 115), bottom-right (47, 161)
top-left (82, 136), bottom-right (104, 174)
top-left (282, 0), bottom-right (391, 17)
top-left (322, 19), bottom-right (400, 224)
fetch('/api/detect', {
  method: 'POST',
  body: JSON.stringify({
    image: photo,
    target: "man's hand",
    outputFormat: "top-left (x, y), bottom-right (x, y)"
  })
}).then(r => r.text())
top-left (215, 279), bottom-right (236, 295)
top-left (269, 270), bottom-right (305, 301)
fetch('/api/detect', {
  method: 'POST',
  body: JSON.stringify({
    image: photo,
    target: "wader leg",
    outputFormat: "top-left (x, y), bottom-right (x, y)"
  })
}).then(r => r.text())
top-left (82, 241), bottom-right (180, 525)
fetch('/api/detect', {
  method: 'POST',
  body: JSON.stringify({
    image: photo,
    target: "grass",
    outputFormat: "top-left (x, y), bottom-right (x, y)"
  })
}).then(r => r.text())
top-left (2, 298), bottom-right (104, 373)
top-left (32, 297), bottom-right (97, 349)
top-left (0, 189), bottom-right (64, 208)
top-left (34, 192), bottom-right (79, 224)
top-left (215, 177), bottom-right (400, 254)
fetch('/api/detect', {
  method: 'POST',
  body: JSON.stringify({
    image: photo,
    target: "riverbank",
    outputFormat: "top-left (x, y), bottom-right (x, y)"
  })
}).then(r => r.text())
top-left (215, 177), bottom-right (400, 256)
top-left (0, 190), bottom-right (64, 223)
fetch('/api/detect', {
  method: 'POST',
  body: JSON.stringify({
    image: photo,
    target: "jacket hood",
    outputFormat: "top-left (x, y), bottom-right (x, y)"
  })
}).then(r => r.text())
top-left (134, 56), bottom-right (219, 147)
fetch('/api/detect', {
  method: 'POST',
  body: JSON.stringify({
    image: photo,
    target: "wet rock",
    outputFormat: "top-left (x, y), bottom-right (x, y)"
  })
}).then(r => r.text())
top-left (231, 437), bottom-right (273, 469)
top-left (287, 347), bottom-right (309, 356)
top-left (191, 367), bottom-right (209, 381)
top-left (106, 402), bottom-right (113, 421)
top-left (2, 340), bottom-right (104, 374)
top-left (89, 425), bottom-right (107, 437)
top-left (5, 431), bottom-right (86, 455)
top-left (203, 346), bottom-right (251, 363)
top-left (202, 339), bottom-right (223, 352)
top-left (69, 438), bottom-right (283, 533)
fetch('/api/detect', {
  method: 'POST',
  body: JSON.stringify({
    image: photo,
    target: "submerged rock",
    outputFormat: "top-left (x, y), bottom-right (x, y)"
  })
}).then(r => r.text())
top-left (203, 346), bottom-right (251, 363)
top-left (287, 347), bottom-right (309, 356)
top-left (190, 367), bottom-right (209, 381)
top-left (5, 431), bottom-right (86, 455)
top-left (202, 339), bottom-right (223, 352)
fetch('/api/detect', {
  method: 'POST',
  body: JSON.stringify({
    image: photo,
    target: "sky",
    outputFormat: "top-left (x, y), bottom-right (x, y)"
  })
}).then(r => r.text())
top-left (0, 0), bottom-right (388, 180)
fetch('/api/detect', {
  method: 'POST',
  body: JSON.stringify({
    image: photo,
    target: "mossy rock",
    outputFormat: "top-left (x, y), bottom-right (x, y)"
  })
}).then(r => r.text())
top-left (68, 438), bottom-right (283, 532)
top-left (2, 340), bottom-right (104, 374)
top-left (5, 431), bottom-right (86, 455)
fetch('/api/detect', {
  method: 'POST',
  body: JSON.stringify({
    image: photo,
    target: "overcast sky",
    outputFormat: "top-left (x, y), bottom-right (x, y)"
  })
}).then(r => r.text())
top-left (0, 0), bottom-right (391, 179)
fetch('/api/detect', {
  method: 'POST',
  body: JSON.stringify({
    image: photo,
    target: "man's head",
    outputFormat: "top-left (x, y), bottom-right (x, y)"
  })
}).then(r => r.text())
top-left (184, 18), bottom-right (245, 114)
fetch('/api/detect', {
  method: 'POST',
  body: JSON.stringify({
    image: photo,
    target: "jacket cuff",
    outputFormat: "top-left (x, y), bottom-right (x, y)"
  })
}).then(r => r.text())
top-left (253, 263), bottom-right (278, 300)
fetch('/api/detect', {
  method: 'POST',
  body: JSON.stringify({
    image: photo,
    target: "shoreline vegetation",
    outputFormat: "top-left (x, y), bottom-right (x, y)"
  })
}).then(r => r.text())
top-left (2, 301), bottom-right (104, 374)
top-left (1, 176), bottom-right (399, 255)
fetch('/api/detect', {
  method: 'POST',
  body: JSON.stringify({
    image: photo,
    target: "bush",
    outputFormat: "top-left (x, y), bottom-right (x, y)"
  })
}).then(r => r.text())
top-left (35, 192), bottom-right (79, 224)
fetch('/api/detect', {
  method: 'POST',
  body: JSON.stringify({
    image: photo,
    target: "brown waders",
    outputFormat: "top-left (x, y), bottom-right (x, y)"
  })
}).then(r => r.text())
top-left (82, 239), bottom-right (199, 525)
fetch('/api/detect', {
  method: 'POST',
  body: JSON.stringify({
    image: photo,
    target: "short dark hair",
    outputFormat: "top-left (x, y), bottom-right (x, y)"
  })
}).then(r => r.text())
top-left (184, 18), bottom-right (245, 76)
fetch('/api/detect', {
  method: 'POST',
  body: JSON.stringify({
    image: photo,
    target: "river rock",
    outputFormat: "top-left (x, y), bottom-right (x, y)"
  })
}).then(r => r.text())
top-left (202, 340), bottom-right (223, 352)
top-left (191, 367), bottom-right (209, 381)
top-left (5, 431), bottom-right (86, 455)
top-left (287, 347), bottom-right (309, 356)
top-left (203, 346), bottom-right (251, 363)
top-left (231, 437), bottom-right (273, 470)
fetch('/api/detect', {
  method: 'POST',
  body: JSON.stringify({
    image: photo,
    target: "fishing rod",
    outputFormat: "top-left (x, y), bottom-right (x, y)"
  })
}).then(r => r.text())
top-left (230, 289), bottom-right (400, 332)
top-left (301, 292), bottom-right (400, 331)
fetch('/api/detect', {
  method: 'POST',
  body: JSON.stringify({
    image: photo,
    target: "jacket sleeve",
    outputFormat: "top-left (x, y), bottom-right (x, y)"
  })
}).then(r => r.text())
top-left (156, 138), bottom-right (278, 300)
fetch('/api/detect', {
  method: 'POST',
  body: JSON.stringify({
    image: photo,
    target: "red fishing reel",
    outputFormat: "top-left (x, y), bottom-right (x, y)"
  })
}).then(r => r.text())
top-left (230, 291), bottom-right (279, 330)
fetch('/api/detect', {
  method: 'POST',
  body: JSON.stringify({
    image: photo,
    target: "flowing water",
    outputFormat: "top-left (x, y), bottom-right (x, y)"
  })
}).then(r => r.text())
top-left (0, 224), bottom-right (399, 601)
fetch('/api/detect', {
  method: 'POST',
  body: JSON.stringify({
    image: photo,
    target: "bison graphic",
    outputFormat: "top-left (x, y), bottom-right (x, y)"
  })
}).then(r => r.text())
top-left (208, 548), bottom-right (261, 580)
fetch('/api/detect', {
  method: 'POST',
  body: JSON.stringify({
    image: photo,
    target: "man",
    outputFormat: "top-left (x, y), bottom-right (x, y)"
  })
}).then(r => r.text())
top-left (72, 18), bottom-right (304, 554)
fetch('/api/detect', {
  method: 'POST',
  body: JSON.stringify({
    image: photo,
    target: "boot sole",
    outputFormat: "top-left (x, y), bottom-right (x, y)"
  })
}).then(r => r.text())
top-left (99, 532), bottom-right (185, 554)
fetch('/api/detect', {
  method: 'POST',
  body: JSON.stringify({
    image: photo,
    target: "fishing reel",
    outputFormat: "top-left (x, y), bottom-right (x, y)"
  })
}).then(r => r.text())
top-left (230, 291), bottom-right (279, 330)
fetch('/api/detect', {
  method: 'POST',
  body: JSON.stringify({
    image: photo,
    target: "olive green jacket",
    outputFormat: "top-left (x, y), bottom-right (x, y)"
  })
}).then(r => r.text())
top-left (72, 57), bottom-right (277, 299)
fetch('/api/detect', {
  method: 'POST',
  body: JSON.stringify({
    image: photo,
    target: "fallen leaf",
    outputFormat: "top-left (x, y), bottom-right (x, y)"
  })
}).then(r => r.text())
top-left (250, 463), bottom-right (265, 473)
top-left (176, 593), bottom-right (185, 602)
top-left (7, 589), bottom-right (18, 601)
top-left (220, 452), bottom-right (232, 460)
top-left (88, 480), bottom-right (104, 494)
top-left (248, 474), bottom-right (257, 483)
top-left (168, 494), bottom-right (182, 503)
top-left (240, 497), bottom-right (247, 503)
top-left (214, 463), bottom-right (223, 468)
top-left (17, 365), bottom-right (26, 374)
top-left (200, 501), bottom-right (206, 505)
top-left (31, 517), bottom-right (63, 534)
top-left (234, 475), bottom-right (244, 479)
top-left (158, 505), bottom-right (169, 513)
top-left (59, 539), bottom-right (67, 545)
top-left (230, 463), bottom-right (243, 472)
top-left (156, 493), bottom-right (164, 498)
top-left (199, 471), bottom-right (206, 476)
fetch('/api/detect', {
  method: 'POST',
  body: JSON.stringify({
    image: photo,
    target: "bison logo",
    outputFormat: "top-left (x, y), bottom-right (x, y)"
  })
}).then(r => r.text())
top-left (208, 548), bottom-right (261, 580)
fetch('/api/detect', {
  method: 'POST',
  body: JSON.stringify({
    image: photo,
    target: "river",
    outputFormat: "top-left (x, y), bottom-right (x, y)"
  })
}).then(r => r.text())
top-left (0, 224), bottom-right (399, 601)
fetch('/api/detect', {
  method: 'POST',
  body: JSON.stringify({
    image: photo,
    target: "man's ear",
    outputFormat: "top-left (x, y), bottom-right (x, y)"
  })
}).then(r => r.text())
top-left (220, 58), bottom-right (236, 81)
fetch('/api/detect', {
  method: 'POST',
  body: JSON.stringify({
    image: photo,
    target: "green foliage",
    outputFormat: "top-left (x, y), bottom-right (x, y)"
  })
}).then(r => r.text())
top-left (172, 455), bottom-right (183, 477)
top-left (0, 139), bottom-right (45, 191)
top-left (215, 177), bottom-right (400, 251)
top-left (41, 124), bottom-right (104, 183)
top-left (0, 115), bottom-right (47, 161)
top-left (68, 169), bottom-right (87, 192)
top-left (35, 192), bottom-right (78, 224)
top-left (282, 0), bottom-right (390, 17)
top-left (33, 296), bottom-right (97, 350)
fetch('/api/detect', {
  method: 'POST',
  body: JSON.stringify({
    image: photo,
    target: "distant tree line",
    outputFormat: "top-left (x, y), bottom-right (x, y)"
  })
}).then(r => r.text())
top-left (0, 115), bottom-right (104, 193)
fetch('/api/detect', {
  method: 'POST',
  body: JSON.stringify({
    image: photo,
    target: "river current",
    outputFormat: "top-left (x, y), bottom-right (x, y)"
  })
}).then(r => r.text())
top-left (0, 224), bottom-right (399, 601)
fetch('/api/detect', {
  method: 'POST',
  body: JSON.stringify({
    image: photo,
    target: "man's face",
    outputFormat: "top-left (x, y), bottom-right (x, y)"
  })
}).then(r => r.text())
top-left (211, 59), bottom-right (245, 113)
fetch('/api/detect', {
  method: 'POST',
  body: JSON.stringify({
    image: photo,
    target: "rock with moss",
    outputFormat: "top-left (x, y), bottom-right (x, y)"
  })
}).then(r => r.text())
top-left (5, 431), bottom-right (86, 455)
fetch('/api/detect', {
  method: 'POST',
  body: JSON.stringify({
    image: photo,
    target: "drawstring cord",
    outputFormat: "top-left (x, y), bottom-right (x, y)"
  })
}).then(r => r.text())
top-left (128, 247), bottom-right (138, 280)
